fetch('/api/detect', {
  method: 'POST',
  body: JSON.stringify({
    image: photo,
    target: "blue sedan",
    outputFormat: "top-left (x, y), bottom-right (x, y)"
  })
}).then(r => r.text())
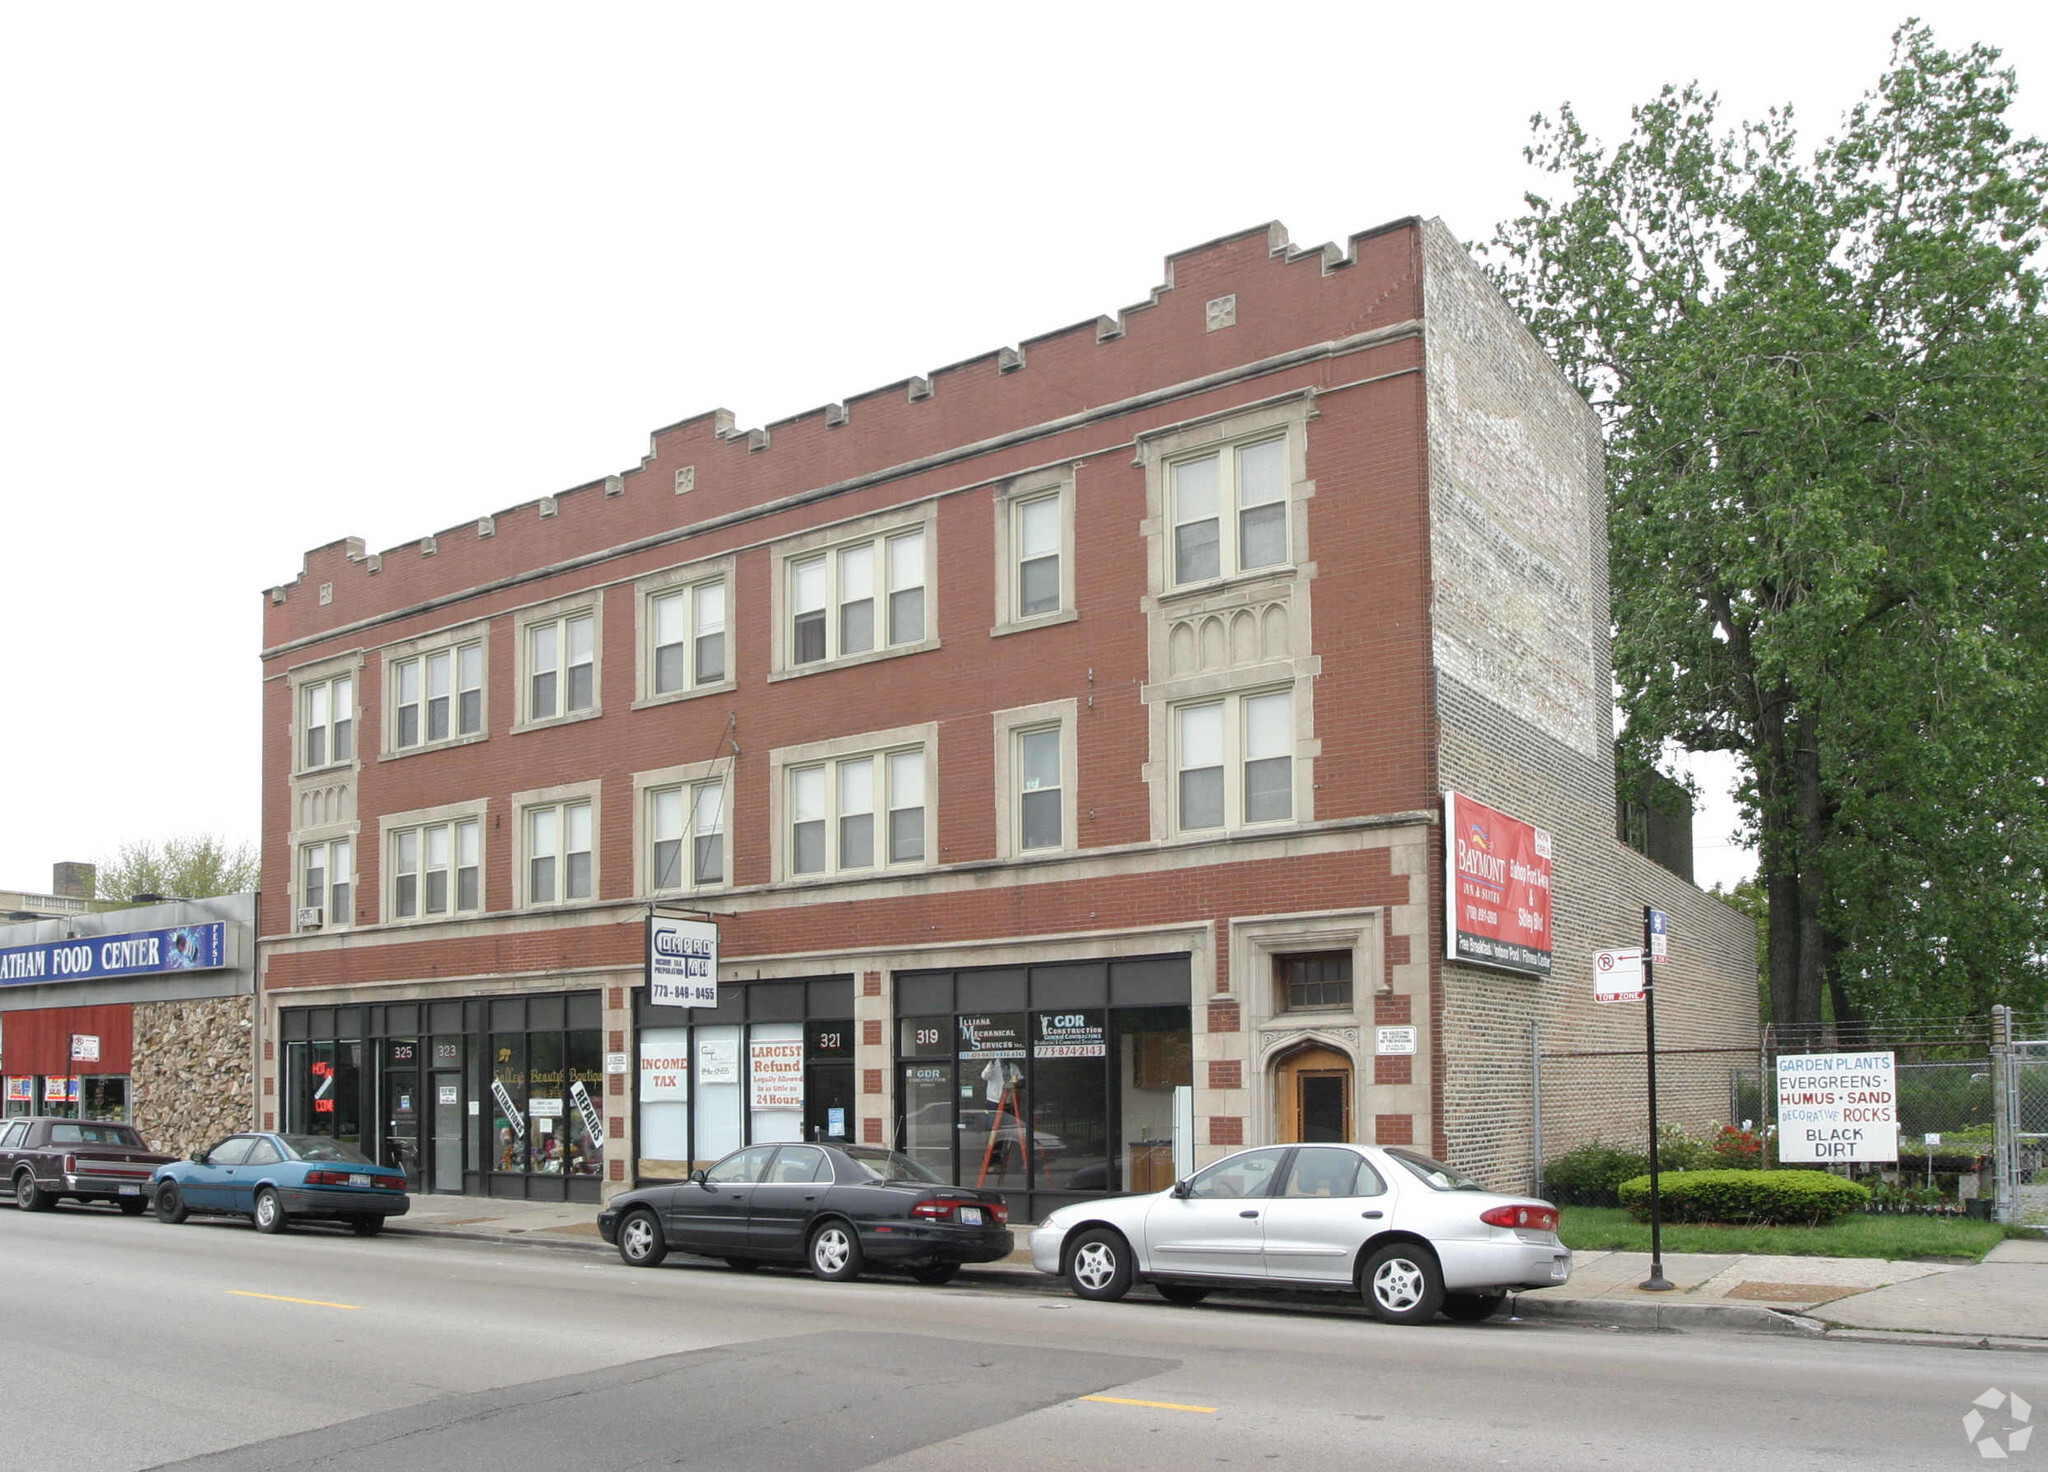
top-left (150, 1132), bottom-right (410, 1236)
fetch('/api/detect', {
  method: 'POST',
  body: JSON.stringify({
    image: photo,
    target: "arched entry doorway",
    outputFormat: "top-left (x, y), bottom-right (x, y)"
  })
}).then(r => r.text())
top-left (1273, 1044), bottom-right (1353, 1143)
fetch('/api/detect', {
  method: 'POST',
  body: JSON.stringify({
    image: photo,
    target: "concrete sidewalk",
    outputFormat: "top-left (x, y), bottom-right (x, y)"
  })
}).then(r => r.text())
top-left (384, 1193), bottom-right (2048, 1345)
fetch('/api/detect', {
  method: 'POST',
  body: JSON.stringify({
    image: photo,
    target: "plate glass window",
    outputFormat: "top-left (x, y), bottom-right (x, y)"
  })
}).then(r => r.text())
top-left (302, 676), bottom-right (353, 770)
top-left (1016, 496), bottom-right (1060, 617)
top-left (1018, 727), bottom-right (1061, 850)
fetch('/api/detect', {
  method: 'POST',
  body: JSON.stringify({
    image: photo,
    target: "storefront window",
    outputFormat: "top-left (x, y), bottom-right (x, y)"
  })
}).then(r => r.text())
top-left (80, 1076), bottom-right (130, 1123)
top-left (5, 1077), bottom-right (32, 1117)
top-left (566, 1029), bottom-right (604, 1178)
top-left (491, 1033), bottom-right (528, 1172)
top-left (37, 1075), bottom-right (78, 1118)
top-left (693, 1025), bottom-right (743, 1161)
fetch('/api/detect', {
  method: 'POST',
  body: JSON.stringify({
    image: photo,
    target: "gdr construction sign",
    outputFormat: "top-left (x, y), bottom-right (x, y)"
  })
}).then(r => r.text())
top-left (1775, 1050), bottom-right (1898, 1163)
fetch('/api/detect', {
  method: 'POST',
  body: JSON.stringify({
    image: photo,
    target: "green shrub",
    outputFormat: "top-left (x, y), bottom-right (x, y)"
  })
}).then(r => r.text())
top-left (1543, 1142), bottom-right (1650, 1207)
top-left (1618, 1168), bottom-right (1870, 1226)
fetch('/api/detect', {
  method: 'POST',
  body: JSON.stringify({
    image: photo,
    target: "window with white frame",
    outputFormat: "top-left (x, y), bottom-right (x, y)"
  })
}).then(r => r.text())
top-left (526, 800), bottom-right (593, 904)
top-left (650, 780), bottom-right (726, 891)
top-left (789, 527), bottom-right (926, 667)
top-left (1170, 436), bottom-right (1289, 586)
top-left (301, 675), bottom-right (354, 771)
top-left (527, 611), bottom-right (596, 722)
top-left (299, 838), bottom-right (350, 928)
top-left (789, 747), bottom-right (925, 877)
top-left (1174, 688), bottom-right (1294, 833)
top-left (650, 580), bottom-right (726, 695)
top-left (390, 817), bottom-right (480, 919)
top-left (1016, 725), bottom-right (1063, 851)
top-left (392, 641), bottom-right (483, 750)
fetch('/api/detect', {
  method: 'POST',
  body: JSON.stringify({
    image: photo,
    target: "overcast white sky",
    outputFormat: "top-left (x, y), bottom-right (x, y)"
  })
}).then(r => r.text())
top-left (3, 2), bottom-right (2040, 900)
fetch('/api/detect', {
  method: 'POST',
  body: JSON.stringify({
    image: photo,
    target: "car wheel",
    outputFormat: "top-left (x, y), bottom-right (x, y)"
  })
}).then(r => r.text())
top-left (155, 1182), bottom-right (189, 1224)
top-left (253, 1187), bottom-right (290, 1234)
top-left (1065, 1228), bottom-right (1134, 1302)
top-left (723, 1257), bottom-right (761, 1272)
top-left (1361, 1242), bottom-right (1445, 1325)
top-left (116, 1196), bottom-right (148, 1217)
top-left (1156, 1282), bottom-right (1210, 1306)
top-left (350, 1216), bottom-right (386, 1237)
top-left (1440, 1292), bottom-right (1506, 1323)
top-left (15, 1172), bottom-right (51, 1212)
top-left (617, 1209), bottom-right (668, 1268)
top-left (808, 1220), bottom-right (864, 1282)
top-left (910, 1263), bottom-right (961, 1286)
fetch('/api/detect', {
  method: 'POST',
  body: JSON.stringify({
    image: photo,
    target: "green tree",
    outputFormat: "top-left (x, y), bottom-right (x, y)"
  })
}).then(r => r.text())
top-left (1488, 23), bottom-right (2048, 1034)
top-left (96, 835), bottom-right (259, 902)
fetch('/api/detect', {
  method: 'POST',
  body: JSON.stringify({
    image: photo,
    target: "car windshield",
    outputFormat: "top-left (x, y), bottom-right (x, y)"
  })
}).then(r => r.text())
top-left (48, 1123), bottom-right (145, 1147)
top-left (1386, 1148), bottom-right (1488, 1192)
top-left (280, 1135), bottom-right (374, 1165)
top-left (841, 1147), bottom-right (943, 1184)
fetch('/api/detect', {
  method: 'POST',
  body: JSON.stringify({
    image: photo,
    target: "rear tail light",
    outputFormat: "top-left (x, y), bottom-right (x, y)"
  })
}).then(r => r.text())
top-left (305, 1169), bottom-right (352, 1185)
top-left (912, 1197), bottom-right (1006, 1223)
top-left (64, 1153), bottom-right (77, 1173)
top-left (1480, 1203), bottom-right (1559, 1232)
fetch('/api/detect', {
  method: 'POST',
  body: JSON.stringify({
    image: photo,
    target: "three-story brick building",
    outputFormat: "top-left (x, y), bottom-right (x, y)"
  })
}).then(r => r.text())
top-left (257, 217), bottom-right (1755, 1212)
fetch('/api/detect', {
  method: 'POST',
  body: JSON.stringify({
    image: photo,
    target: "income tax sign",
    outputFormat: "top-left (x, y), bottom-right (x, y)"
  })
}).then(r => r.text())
top-left (1443, 792), bottom-right (1553, 977)
top-left (1776, 1051), bottom-right (1898, 1163)
top-left (647, 917), bottom-right (718, 1007)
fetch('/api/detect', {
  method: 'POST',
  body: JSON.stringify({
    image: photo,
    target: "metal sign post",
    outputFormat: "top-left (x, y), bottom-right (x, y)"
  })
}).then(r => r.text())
top-left (1640, 905), bottom-right (1674, 1292)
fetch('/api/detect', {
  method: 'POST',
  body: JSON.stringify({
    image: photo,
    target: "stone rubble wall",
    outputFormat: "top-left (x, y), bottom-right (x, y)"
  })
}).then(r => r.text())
top-left (132, 997), bottom-right (254, 1159)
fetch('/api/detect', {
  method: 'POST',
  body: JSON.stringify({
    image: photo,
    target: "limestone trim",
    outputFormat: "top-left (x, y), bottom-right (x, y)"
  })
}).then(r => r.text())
top-left (766, 722), bottom-right (940, 885)
top-left (630, 757), bottom-right (735, 899)
top-left (630, 553), bottom-right (738, 711)
top-left (509, 778), bottom-right (604, 911)
top-left (375, 796), bottom-right (491, 927)
top-left (766, 500), bottom-right (940, 681)
top-left (989, 465), bottom-right (1078, 636)
top-left (511, 588), bottom-right (606, 735)
top-left (990, 698), bottom-right (1079, 860)
top-left (376, 617), bottom-right (492, 761)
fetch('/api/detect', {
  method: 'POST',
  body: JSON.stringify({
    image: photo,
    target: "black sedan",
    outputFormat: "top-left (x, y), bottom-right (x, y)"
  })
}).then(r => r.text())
top-left (598, 1142), bottom-right (1012, 1283)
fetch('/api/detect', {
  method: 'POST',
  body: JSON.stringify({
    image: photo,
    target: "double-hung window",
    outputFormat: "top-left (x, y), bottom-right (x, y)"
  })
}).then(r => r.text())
top-left (651, 581), bottom-right (726, 695)
top-left (1014, 495), bottom-right (1061, 619)
top-left (1174, 689), bottom-right (1294, 833)
top-left (392, 642), bottom-right (483, 750)
top-left (527, 800), bottom-right (593, 904)
top-left (788, 527), bottom-right (927, 668)
top-left (788, 747), bottom-right (926, 878)
top-left (1016, 726), bottom-right (1062, 851)
top-left (1170, 437), bottom-right (1289, 586)
top-left (391, 817), bottom-right (480, 919)
top-left (300, 838), bottom-right (350, 929)
top-left (650, 781), bottom-right (725, 891)
top-left (301, 676), bottom-right (353, 770)
top-left (528, 612), bottom-right (595, 721)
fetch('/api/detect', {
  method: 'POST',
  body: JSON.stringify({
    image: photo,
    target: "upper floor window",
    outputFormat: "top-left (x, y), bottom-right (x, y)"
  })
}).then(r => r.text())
top-left (528, 612), bottom-right (595, 722)
top-left (301, 676), bottom-right (353, 771)
top-left (299, 837), bottom-right (350, 929)
top-left (991, 470), bottom-right (1077, 635)
top-left (526, 799), bottom-right (593, 905)
top-left (778, 518), bottom-right (933, 675)
top-left (392, 642), bottom-right (483, 751)
top-left (1171, 437), bottom-right (1288, 586)
top-left (653, 581), bottom-right (726, 694)
top-left (650, 780), bottom-right (726, 891)
top-left (1174, 688), bottom-right (1294, 833)
top-left (391, 817), bottom-right (480, 919)
top-left (1015, 495), bottom-right (1060, 618)
top-left (1016, 726), bottom-right (1063, 851)
top-left (789, 746), bottom-right (926, 878)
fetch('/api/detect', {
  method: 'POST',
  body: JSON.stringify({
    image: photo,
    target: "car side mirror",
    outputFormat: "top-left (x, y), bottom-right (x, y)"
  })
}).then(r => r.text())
top-left (190, 1151), bottom-right (207, 1164)
top-left (1170, 1179), bottom-right (1192, 1199)
top-left (689, 1169), bottom-right (709, 1187)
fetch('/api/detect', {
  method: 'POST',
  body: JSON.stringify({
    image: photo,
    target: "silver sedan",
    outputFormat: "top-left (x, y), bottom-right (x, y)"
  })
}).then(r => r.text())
top-left (1029, 1143), bottom-right (1570, 1324)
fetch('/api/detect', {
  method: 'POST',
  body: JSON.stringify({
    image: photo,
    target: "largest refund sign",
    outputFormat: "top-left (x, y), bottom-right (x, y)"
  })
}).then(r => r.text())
top-left (1443, 792), bottom-right (1553, 977)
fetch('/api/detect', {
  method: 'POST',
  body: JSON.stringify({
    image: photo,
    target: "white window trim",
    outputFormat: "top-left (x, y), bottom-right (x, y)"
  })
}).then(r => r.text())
top-left (767, 722), bottom-right (938, 883)
top-left (1137, 397), bottom-right (1314, 606)
top-left (990, 466), bottom-right (1078, 636)
top-left (632, 556), bottom-right (738, 710)
top-left (510, 779), bottom-right (603, 909)
top-left (631, 758), bottom-right (735, 896)
top-left (513, 592), bottom-right (604, 733)
top-left (990, 698), bottom-right (1078, 859)
top-left (296, 834), bottom-right (356, 932)
top-left (768, 502), bottom-right (939, 680)
top-left (377, 797), bottom-right (490, 924)
top-left (379, 620), bottom-right (490, 759)
top-left (1167, 684), bottom-right (1303, 838)
top-left (289, 656), bottom-right (361, 777)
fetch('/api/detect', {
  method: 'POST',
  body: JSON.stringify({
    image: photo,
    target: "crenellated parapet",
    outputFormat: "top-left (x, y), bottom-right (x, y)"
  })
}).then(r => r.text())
top-left (262, 216), bottom-right (1423, 655)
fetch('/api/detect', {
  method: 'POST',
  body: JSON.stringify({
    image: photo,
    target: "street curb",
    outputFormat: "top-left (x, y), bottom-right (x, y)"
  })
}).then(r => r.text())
top-left (1508, 1295), bottom-right (1825, 1336)
top-left (385, 1224), bottom-right (613, 1256)
top-left (1816, 1327), bottom-right (2048, 1354)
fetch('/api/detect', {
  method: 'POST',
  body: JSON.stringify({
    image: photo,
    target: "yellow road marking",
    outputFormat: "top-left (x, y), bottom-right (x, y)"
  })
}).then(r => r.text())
top-left (1081, 1394), bottom-right (1217, 1414)
top-left (227, 1290), bottom-right (360, 1311)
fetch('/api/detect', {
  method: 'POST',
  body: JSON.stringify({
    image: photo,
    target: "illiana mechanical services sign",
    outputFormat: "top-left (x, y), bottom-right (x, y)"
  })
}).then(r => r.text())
top-left (1443, 792), bottom-right (1553, 977)
top-left (0, 922), bottom-right (230, 988)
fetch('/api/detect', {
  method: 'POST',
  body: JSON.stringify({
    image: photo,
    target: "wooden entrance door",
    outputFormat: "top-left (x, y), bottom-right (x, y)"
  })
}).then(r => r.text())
top-left (1275, 1046), bottom-right (1353, 1143)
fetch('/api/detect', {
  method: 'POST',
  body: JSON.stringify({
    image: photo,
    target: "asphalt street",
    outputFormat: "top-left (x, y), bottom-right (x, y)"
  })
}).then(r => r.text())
top-left (4, 1201), bottom-right (2042, 1471)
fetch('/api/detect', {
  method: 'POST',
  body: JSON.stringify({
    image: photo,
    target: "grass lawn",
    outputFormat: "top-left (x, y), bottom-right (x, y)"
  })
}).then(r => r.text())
top-left (1557, 1206), bottom-right (2017, 1261)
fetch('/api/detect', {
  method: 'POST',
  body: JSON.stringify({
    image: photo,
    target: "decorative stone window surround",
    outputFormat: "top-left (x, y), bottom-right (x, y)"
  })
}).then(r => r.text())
top-left (1232, 907), bottom-right (1384, 1149)
top-left (631, 554), bottom-right (738, 711)
top-left (990, 698), bottom-right (1079, 859)
top-left (377, 618), bottom-right (491, 760)
top-left (766, 722), bottom-right (939, 883)
top-left (989, 466), bottom-right (1078, 637)
top-left (289, 651), bottom-right (363, 780)
top-left (767, 501), bottom-right (940, 681)
top-left (512, 590), bottom-right (605, 734)
top-left (376, 796), bottom-right (491, 925)
top-left (510, 778), bottom-right (604, 910)
top-left (631, 758), bottom-right (735, 897)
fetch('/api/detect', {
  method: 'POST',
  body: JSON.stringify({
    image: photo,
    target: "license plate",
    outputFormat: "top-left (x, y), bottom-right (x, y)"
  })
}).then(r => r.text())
top-left (119, 1185), bottom-right (140, 1197)
top-left (1551, 1257), bottom-right (1570, 1280)
top-left (957, 1206), bottom-right (983, 1225)
top-left (349, 1173), bottom-right (372, 1187)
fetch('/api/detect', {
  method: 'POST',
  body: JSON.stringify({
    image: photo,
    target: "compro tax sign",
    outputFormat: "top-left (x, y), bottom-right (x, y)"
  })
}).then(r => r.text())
top-left (1776, 1051), bottom-right (1898, 1163)
top-left (647, 917), bottom-right (718, 1007)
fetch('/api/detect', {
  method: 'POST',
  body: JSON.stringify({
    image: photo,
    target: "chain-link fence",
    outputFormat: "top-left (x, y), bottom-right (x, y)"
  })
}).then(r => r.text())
top-left (1995, 1005), bottom-right (2048, 1226)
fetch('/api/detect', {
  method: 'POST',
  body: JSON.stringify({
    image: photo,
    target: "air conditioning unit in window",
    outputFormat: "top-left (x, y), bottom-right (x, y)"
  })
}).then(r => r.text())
top-left (296, 906), bottom-right (324, 929)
